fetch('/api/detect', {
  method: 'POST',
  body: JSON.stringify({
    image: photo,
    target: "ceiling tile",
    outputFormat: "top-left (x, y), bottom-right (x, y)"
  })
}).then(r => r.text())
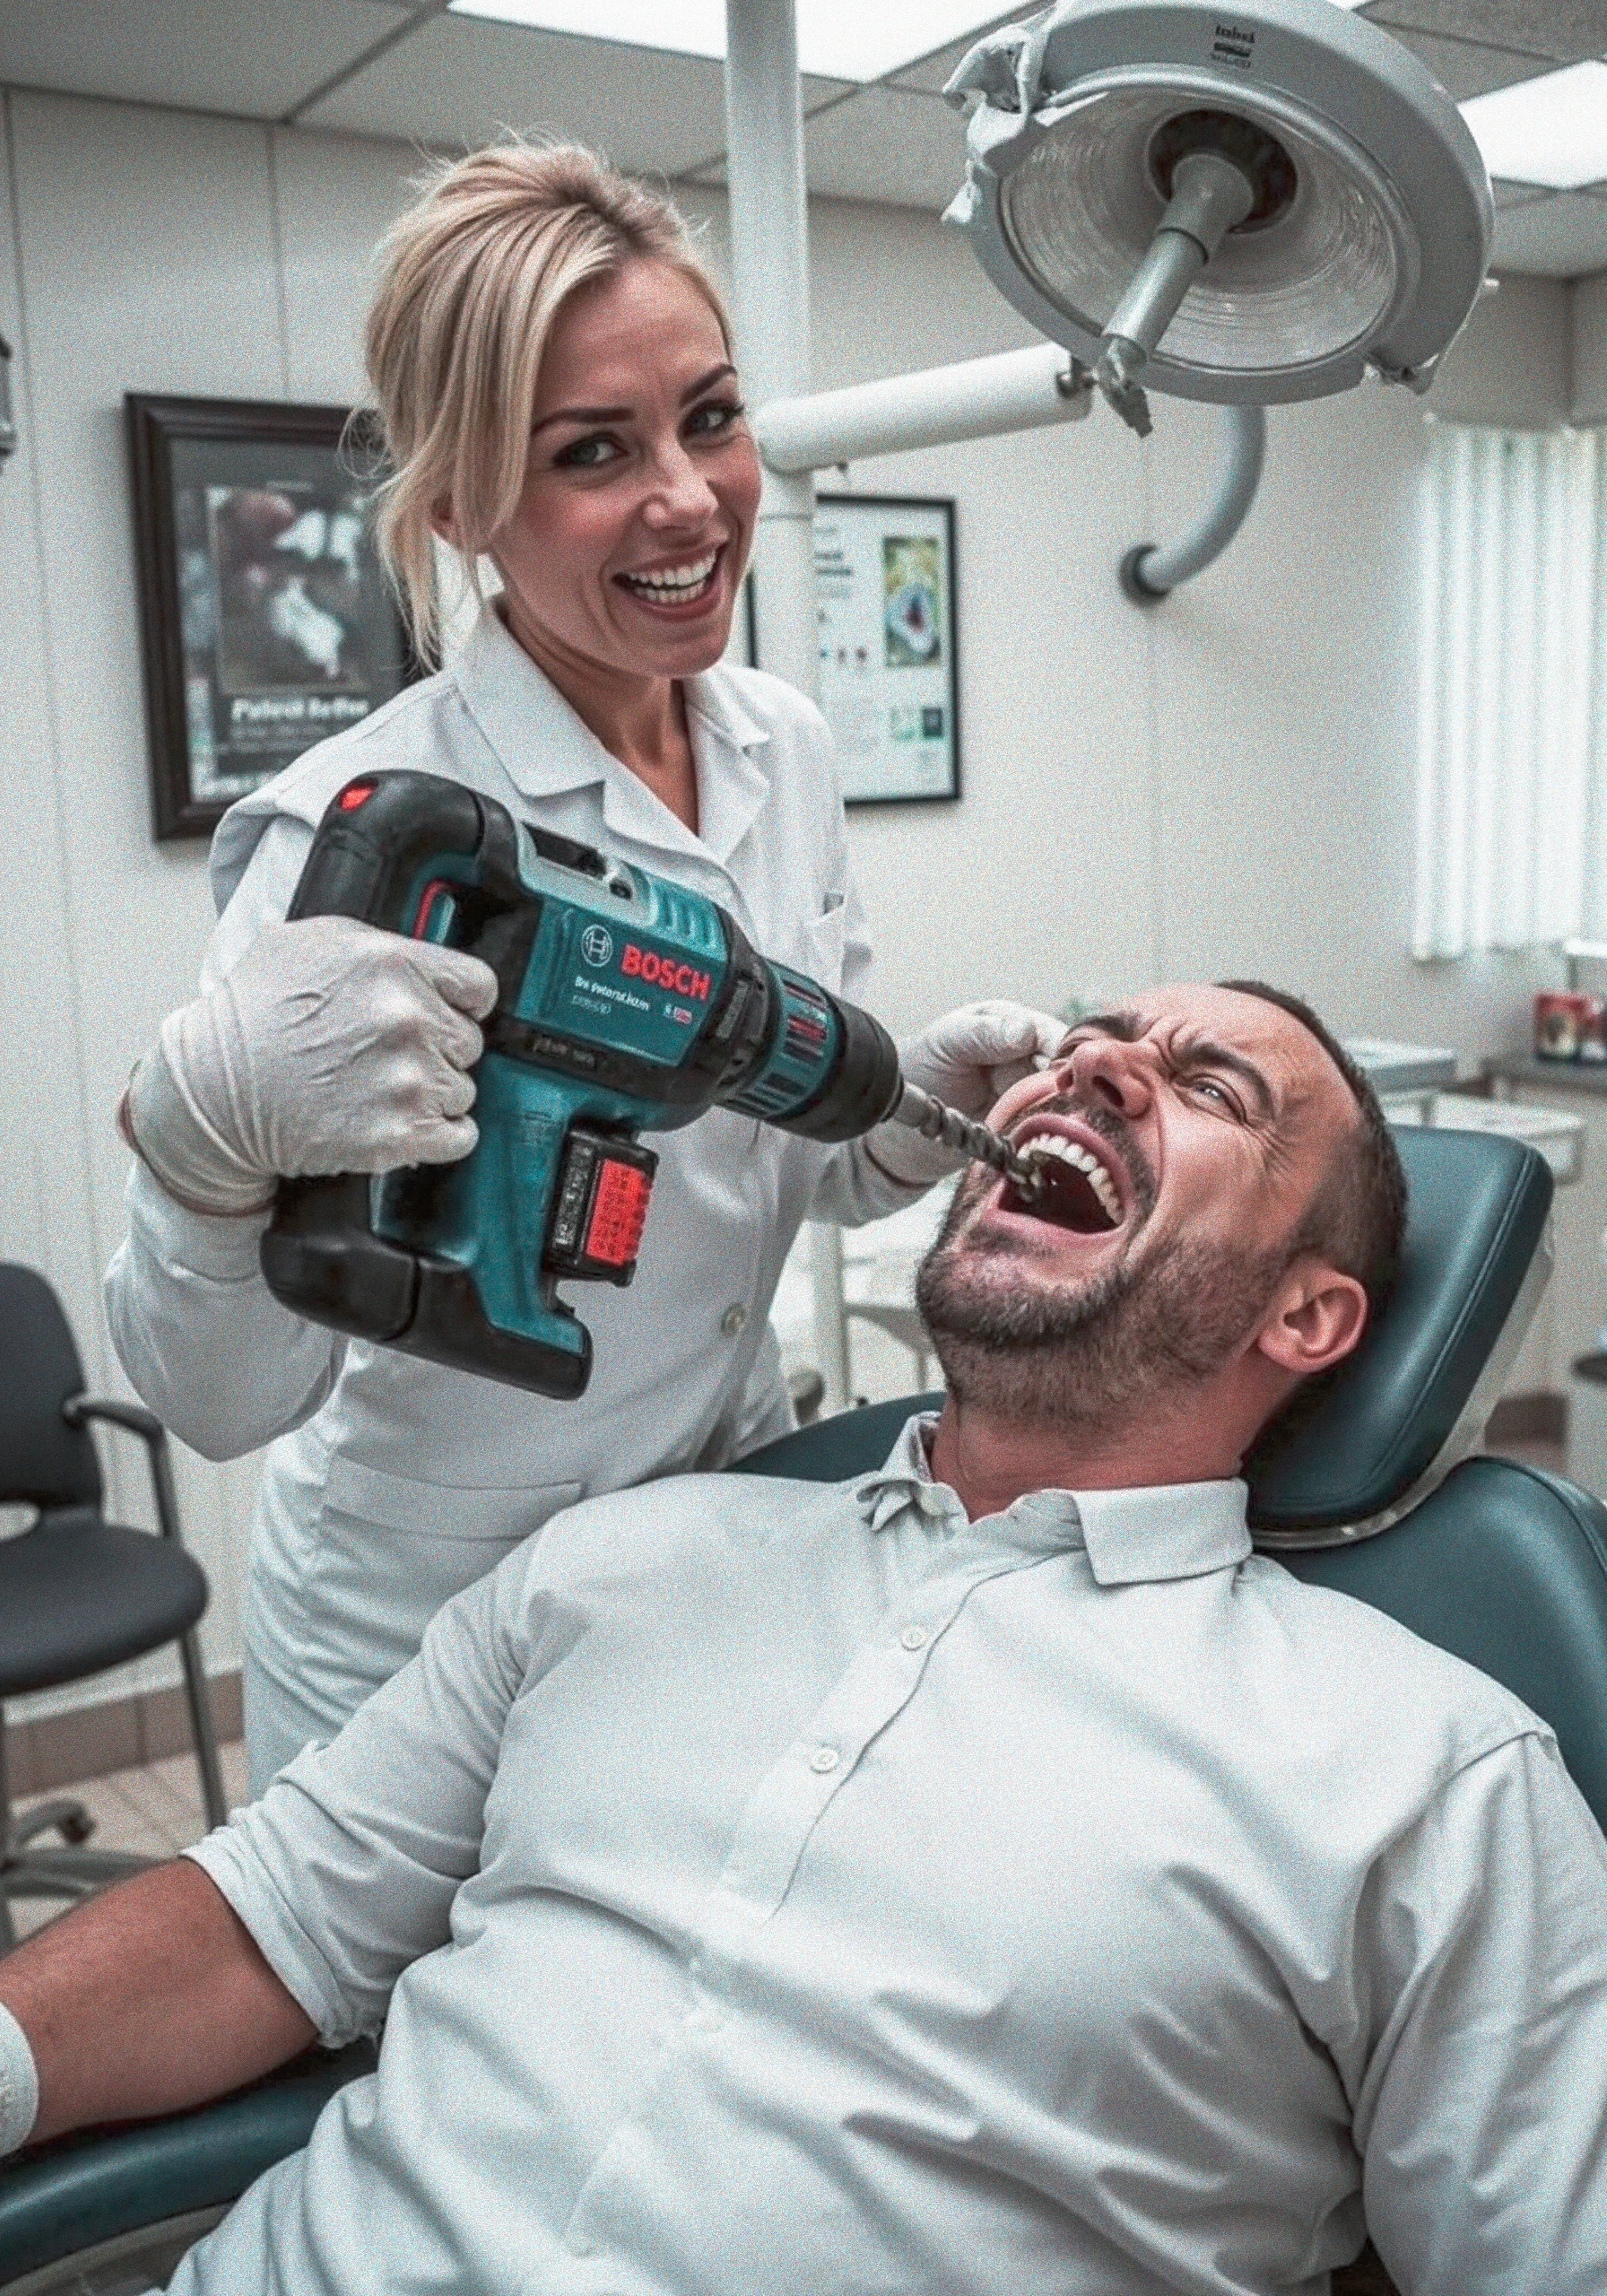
top-left (1370, 25), bottom-right (1558, 95)
top-left (0, 0), bottom-right (412, 121)
top-left (1361, 1), bottom-right (1607, 63)
top-left (884, 11), bottom-right (1028, 95)
top-left (800, 83), bottom-right (972, 211)
top-left (1493, 188), bottom-right (1607, 273)
top-left (302, 12), bottom-right (847, 171)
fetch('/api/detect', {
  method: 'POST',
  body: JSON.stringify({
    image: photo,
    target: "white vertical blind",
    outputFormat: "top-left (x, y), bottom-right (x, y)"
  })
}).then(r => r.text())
top-left (1413, 421), bottom-right (1603, 959)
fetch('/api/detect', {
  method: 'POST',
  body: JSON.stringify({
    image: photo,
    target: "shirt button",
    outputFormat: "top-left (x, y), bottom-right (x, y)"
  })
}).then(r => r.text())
top-left (721, 1303), bottom-right (748, 1335)
top-left (809, 1744), bottom-right (840, 1773)
top-left (899, 1624), bottom-right (928, 1651)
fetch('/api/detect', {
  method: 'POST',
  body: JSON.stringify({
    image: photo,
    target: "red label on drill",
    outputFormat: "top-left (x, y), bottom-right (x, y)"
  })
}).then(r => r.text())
top-left (585, 1158), bottom-right (653, 1267)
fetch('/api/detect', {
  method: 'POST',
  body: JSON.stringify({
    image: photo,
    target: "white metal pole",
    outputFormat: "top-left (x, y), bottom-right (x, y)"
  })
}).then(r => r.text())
top-left (724, 0), bottom-right (817, 699)
top-left (724, 0), bottom-right (853, 1413)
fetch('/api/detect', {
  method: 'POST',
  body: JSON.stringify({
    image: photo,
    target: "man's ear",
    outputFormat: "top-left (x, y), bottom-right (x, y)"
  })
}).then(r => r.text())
top-left (1255, 1260), bottom-right (1369, 1380)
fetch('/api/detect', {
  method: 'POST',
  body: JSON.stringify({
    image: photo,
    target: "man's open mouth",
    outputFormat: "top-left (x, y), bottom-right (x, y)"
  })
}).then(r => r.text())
top-left (999, 1125), bottom-right (1125, 1235)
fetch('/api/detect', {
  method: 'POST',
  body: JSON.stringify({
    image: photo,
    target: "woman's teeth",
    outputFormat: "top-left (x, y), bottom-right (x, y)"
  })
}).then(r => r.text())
top-left (620, 552), bottom-right (719, 601)
top-left (1021, 1135), bottom-right (1123, 1226)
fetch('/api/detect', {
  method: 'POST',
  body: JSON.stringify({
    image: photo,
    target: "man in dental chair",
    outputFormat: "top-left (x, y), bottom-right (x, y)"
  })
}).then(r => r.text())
top-left (4, 981), bottom-right (1605, 2294)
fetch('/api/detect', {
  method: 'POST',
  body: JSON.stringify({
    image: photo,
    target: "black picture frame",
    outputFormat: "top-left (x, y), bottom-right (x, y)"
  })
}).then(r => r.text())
top-left (815, 492), bottom-right (960, 808)
top-left (126, 394), bottom-right (418, 841)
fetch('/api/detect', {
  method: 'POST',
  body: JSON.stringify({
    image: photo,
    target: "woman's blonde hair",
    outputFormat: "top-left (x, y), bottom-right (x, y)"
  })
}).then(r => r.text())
top-left (361, 139), bottom-right (730, 665)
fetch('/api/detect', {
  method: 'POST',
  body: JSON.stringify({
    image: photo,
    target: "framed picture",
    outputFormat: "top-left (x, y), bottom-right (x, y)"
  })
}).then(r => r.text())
top-left (814, 493), bottom-right (959, 806)
top-left (126, 395), bottom-right (417, 841)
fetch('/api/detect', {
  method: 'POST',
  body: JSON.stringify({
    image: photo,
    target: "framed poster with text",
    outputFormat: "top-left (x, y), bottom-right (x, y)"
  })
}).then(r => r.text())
top-left (127, 395), bottom-right (417, 840)
top-left (814, 493), bottom-right (959, 806)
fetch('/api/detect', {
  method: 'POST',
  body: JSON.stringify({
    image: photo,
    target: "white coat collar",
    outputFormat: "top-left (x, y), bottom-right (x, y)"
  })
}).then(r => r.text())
top-left (857, 1413), bottom-right (1253, 1586)
top-left (452, 612), bottom-right (773, 868)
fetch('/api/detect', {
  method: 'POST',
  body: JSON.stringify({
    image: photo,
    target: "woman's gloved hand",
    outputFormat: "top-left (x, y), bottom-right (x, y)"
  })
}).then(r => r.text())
top-left (865, 999), bottom-right (1068, 1189)
top-left (121, 916), bottom-right (499, 1217)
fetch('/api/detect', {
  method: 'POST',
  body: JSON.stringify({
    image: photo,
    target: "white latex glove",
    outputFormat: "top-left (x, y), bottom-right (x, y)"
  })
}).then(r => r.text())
top-left (866, 998), bottom-right (1068, 1189)
top-left (122, 915), bottom-right (499, 1216)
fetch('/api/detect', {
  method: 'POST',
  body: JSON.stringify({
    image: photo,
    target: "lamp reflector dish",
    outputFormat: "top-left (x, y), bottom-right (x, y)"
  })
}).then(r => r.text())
top-left (947, 0), bottom-right (1492, 409)
top-left (1003, 84), bottom-right (1401, 377)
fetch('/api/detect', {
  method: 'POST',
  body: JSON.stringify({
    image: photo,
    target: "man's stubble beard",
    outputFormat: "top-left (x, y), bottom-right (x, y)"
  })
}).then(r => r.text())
top-left (914, 1104), bottom-right (1293, 1431)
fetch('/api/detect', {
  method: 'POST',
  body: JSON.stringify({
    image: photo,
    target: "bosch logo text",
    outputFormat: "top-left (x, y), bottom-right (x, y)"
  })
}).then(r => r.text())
top-left (621, 944), bottom-right (711, 1000)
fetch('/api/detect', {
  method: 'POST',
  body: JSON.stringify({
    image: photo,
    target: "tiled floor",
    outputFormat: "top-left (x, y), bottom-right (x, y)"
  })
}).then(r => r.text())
top-left (8, 1741), bottom-right (249, 1942)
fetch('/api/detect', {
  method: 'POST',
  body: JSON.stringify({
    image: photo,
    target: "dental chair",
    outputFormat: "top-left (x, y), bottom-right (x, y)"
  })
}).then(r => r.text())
top-left (0, 1126), bottom-right (1597, 2296)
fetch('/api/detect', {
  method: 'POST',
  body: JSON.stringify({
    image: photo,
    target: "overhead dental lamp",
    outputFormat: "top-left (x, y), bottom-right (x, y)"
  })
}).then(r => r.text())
top-left (943, 0), bottom-right (1493, 438)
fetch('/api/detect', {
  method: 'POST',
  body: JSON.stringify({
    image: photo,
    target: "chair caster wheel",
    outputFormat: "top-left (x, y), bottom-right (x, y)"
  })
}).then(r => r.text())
top-left (59, 1811), bottom-right (95, 1845)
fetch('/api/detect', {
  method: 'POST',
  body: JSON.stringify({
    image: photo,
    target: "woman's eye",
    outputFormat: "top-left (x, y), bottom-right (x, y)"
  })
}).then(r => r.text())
top-left (686, 398), bottom-right (744, 439)
top-left (554, 433), bottom-right (621, 469)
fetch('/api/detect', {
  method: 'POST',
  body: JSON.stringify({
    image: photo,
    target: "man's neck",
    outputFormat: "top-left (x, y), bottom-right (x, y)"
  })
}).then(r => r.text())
top-left (925, 1381), bottom-right (1259, 1520)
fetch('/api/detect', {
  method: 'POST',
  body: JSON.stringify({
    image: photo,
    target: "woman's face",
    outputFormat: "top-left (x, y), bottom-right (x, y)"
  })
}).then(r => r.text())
top-left (489, 258), bottom-right (761, 684)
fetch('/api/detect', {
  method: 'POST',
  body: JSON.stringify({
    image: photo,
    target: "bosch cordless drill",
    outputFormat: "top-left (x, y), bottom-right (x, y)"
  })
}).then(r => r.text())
top-left (261, 770), bottom-right (996, 1399)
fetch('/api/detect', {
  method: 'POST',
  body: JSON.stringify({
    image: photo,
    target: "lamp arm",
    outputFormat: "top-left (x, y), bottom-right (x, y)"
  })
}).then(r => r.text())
top-left (1120, 404), bottom-right (1267, 604)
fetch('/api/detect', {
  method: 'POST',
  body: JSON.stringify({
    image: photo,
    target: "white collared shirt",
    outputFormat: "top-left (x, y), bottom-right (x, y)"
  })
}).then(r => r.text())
top-left (182, 1417), bottom-right (1607, 2296)
top-left (105, 613), bottom-right (910, 1729)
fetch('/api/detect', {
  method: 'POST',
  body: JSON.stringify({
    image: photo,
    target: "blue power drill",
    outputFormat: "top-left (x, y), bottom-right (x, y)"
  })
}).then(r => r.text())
top-left (261, 770), bottom-right (1039, 1398)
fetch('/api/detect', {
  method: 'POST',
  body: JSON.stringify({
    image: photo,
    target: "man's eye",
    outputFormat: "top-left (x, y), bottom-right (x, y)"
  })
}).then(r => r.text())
top-left (686, 398), bottom-right (744, 438)
top-left (554, 433), bottom-right (621, 469)
top-left (1190, 1076), bottom-right (1242, 1116)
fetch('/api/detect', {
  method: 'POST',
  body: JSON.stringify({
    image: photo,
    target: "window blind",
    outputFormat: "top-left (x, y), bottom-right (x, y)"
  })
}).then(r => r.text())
top-left (1412, 420), bottom-right (1603, 960)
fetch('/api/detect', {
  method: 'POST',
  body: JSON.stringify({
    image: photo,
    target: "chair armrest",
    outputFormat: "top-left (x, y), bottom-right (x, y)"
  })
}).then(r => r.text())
top-left (0, 2041), bottom-right (376, 2284)
top-left (63, 1396), bottom-right (163, 1445)
top-left (62, 1396), bottom-right (182, 1543)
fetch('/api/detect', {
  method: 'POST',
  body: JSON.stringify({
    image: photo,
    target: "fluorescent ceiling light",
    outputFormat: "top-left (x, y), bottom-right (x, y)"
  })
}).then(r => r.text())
top-left (447, 1), bottom-right (1023, 83)
top-left (1460, 61), bottom-right (1607, 190)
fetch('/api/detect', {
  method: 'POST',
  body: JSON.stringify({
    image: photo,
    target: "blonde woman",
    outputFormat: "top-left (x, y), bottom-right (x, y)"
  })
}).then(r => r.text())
top-left (106, 142), bottom-right (1062, 1793)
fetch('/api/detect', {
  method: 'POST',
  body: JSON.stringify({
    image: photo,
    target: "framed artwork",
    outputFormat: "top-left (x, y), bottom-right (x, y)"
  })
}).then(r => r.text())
top-left (126, 395), bottom-right (417, 841)
top-left (813, 493), bottom-right (959, 806)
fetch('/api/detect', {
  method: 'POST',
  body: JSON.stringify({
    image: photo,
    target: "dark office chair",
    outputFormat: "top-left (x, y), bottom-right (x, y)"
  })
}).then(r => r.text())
top-left (0, 1128), bottom-right (1594, 2293)
top-left (0, 1265), bottom-right (227, 1953)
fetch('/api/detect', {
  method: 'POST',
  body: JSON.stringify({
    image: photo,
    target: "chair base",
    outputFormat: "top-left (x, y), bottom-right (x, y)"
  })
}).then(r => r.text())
top-left (0, 1795), bottom-right (158, 1949)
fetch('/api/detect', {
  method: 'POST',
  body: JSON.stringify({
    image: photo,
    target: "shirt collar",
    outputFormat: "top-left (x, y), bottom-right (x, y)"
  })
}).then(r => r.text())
top-left (452, 613), bottom-right (773, 866)
top-left (856, 1413), bottom-right (1252, 1585)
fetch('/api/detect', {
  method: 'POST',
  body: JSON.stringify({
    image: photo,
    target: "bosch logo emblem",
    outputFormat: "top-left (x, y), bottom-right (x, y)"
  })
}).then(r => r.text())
top-left (579, 925), bottom-right (614, 968)
top-left (621, 943), bottom-right (712, 1000)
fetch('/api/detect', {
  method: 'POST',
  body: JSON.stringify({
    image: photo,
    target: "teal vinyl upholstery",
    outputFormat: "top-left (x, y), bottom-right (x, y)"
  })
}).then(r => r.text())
top-left (1243, 1127), bottom-right (1551, 1537)
top-left (0, 2043), bottom-right (375, 2285)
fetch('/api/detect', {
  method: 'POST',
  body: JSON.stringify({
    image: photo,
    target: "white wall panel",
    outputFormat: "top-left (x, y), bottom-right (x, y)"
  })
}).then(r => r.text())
top-left (273, 127), bottom-right (421, 405)
top-left (3, 92), bottom-right (290, 1706)
top-left (1573, 269), bottom-right (1607, 424)
top-left (1145, 382), bottom-right (1557, 1058)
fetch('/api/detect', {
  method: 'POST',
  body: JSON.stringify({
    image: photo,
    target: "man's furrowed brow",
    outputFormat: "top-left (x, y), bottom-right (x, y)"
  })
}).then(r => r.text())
top-left (1177, 1035), bottom-right (1277, 1121)
top-left (1067, 1011), bottom-right (1143, 1043)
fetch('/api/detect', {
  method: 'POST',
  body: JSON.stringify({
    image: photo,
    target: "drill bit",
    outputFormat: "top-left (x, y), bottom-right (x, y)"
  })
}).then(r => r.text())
top-left (890, 1083), bottom-right (1046, 1201)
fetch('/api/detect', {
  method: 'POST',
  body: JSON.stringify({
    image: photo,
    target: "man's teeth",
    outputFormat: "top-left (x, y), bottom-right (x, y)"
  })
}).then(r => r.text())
top-left (621, 552), bottom-right (718, 597)
top-left (1021, 1135), bottom-right (1122, 1224)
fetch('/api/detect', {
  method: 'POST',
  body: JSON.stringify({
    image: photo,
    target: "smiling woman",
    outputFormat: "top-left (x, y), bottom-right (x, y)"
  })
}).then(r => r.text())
top-left (103, 135), bottom-right (1069, 1795)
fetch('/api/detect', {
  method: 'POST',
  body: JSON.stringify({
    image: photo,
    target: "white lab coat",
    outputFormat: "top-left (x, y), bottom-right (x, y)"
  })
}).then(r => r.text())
top-left (105, 611), bottom-right (913, 1782)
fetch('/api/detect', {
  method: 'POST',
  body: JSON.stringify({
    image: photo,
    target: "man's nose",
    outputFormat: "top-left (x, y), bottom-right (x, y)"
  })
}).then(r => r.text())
top-left (1059, 1038), bottom-right (1154, 1118)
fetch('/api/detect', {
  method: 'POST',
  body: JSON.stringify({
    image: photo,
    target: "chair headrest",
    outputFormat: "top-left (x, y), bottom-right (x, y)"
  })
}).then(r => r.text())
top-left (1247, 1126), bottom-right (1552, 1548)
